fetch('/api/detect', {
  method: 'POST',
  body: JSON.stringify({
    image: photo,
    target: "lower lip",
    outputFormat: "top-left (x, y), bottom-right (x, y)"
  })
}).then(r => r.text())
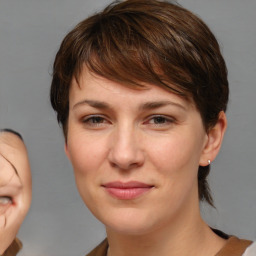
top-left (104, 187), bottom-right (152, 200)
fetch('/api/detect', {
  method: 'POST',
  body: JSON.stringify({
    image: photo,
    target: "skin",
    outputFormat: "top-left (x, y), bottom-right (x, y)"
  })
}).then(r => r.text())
top-left (65, 67), bottom-right (227, 256)
top-left (0, 132), bottom-right (32, 254)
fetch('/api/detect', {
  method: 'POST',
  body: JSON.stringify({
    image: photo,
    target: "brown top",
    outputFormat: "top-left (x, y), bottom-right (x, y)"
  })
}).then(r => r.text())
top-left (216, 237), bottom-right (252, 256)
top-left (2, 238), bottom-right (22, 256)
top-left (86, 237), bottom-right (253, 256)
top-left (86, 239), bottom-right (108, 256)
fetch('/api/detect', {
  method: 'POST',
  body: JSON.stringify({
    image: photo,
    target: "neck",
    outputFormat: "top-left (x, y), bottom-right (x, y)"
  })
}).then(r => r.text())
top-left (106, 193), bottom-right (226, 256)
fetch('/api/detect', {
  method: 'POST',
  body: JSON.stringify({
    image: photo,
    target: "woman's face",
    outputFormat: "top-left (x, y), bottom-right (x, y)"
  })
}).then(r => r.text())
top-left (66, 68), bottom-right (215, 235)
top-left (0, 132), bottom-right (31, 253)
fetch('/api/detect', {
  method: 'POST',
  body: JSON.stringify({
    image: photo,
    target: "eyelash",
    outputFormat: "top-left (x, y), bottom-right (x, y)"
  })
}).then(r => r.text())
top-left (145, 115), bottom-right (175, 127)
top-left (82, 115), bottom-right (110, 127)
top-left (81, 114), bottom-right (175, 129)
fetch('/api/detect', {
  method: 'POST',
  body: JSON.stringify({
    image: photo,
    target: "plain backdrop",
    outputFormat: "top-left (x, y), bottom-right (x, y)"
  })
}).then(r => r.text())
top-left (0, 0), bottom-right (255, 255)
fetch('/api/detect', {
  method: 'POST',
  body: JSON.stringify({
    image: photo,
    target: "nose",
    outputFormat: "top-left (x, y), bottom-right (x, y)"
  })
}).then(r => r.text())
top-left (108, 126), bottom-right (145, 170)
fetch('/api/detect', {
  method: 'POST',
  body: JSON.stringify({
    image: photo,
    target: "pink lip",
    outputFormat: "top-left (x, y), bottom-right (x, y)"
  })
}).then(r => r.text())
top-left (102, 181), bottom-right (154, 200)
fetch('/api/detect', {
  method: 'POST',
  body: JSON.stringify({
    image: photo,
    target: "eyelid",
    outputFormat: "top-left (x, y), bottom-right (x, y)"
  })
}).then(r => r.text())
top-left (145, 114), bottom-right (176, 123)
top-left (142, 115), bottom-right (177, 129)
top-left (81, 114), bottom-right (112, 128)
top-left (82, 114), bottom-right (110, 122)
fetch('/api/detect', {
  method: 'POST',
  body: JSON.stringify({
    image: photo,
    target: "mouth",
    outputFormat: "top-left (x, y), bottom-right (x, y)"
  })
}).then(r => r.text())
top-left (102, 181), bottom-right (154, 200)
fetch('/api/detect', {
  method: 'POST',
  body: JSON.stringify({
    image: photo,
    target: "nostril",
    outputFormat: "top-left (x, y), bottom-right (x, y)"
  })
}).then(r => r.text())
top-left (108, 133), bottom-right (145, 170)
top-left (109, 157), bottom-right (143, 171)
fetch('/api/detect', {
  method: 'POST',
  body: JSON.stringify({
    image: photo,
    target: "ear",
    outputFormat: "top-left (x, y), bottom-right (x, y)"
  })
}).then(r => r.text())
top-left (199, 111), bottom-right (227, 166)
top-left (64, 143), bottom-right (70, 160)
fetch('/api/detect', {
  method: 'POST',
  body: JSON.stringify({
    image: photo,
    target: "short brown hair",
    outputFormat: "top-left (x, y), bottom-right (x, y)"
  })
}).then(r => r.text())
top-left (50, 0), bottom-right (229, 206)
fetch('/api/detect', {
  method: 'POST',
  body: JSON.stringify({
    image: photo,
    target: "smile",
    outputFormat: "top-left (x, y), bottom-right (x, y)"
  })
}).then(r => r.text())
top-left (102, 181), bottom-right (154, 200)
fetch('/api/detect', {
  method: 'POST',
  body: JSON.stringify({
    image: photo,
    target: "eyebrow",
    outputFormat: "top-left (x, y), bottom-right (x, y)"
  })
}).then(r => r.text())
top-left (139, 101), bottom-right (187, 111)
top-left (72, 99), bottom-right (187, 111)
top-left (73, 100), bottom-right (110, 110)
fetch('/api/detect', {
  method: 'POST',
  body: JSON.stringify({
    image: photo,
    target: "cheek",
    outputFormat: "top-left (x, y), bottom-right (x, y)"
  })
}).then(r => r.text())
top-left (148, 133), bottom-right (202, 175)
top-left (67, 133), bottom-right (108, 179)
top-left (66, 134), bottom-right (110, 214)
top-left (0, 212), bottom-right (23, 254)
top-left (146, 132), bottom-right (203, 202)
top-left (18, 162), bottom-right (32, 209)
top-left (0, 195), bottom-right (27, 254)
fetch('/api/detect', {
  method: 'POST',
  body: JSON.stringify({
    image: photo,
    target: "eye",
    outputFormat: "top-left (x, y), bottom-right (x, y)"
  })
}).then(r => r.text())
top-left (150, 116), bottom-right (169, 124)
top-left (82, 115), bottom-right (111, 128)
top-left (0, 196), bottom-right (12, 205)
top-left (146, 115), bottom-right (175, 126)
top-left (84, 116), bottom-right (105, 124)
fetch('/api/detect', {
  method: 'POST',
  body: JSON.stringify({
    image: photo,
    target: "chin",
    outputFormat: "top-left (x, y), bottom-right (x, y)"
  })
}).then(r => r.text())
top-left (95, 207), bottom-right (161, 236)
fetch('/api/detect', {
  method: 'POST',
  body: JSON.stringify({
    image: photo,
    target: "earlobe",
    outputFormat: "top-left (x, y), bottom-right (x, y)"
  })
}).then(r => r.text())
top-left (199, 111), bottom-right (227, 166)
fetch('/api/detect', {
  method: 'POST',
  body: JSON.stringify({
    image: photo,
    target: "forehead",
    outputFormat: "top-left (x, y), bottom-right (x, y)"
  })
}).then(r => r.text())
top-left (0, 132), bottom-right (27, 161)
top-left (0, 132), bottom-right (31, 183)
top-left (0, 133), bottom-right (25, 184)
top-left (0, 153), bottom-right (18, 186)
top-left (70, 67), bottom-right (194, 109)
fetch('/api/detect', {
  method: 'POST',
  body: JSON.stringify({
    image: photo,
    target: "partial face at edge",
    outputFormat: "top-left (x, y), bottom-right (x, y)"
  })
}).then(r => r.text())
top-left (65, 67), bottom-right (226, 236)
top-left (0, 132), bottom-right (32, 254)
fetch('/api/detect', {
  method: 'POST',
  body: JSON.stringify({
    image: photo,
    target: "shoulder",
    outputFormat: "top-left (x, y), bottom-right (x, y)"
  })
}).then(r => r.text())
top-left (216, 236), bottom-right (253, 256)
top-left (3, 237), bottom-right (22, 256)
top-left (86, 239), bottom-right (108, 256)
top-left (243, 241), bottom-right (256, 256)
top-left (85, 236), bottom-right (253, 256)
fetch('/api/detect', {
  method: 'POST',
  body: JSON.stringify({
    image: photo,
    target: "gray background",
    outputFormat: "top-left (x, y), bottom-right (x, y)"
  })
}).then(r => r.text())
top-left (0, 0), bottom-right (255, 255)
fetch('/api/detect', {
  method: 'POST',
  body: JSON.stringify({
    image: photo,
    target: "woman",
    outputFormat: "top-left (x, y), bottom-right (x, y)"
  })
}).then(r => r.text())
top-left (50, 0), bottom-right (254, 255)
top-left (0, 129), bottom-right (32, 256)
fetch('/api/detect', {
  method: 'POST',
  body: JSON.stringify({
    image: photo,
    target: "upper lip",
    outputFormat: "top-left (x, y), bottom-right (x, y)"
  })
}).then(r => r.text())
top-left (102, 181), bottom-right (154, 189)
